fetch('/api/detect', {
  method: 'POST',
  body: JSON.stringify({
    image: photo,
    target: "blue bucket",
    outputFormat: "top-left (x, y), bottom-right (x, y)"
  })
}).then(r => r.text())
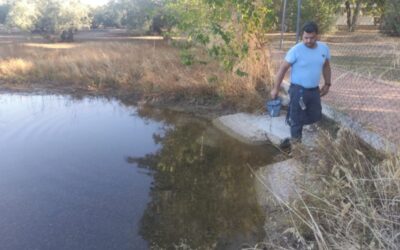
top-left (266, 98), bottom-right (281, 117)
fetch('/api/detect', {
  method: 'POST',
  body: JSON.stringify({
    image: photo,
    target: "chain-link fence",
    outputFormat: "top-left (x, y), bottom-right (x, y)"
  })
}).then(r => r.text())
top-left (268, 26), bottom-right (400, 150)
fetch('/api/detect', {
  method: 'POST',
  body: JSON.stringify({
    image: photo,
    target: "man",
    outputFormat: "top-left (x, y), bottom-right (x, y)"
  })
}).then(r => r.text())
top-left (271, 21), bottom-right (331, 144)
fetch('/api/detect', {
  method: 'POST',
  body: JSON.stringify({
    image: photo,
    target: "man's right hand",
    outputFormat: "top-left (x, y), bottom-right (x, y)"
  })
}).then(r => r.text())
top-left (270, 88), bottom-right (279, 99)
top-left (272, 61), bottom-right (290, 100)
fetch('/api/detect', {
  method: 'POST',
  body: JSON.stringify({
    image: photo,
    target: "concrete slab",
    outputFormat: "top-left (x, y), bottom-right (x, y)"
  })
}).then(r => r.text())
top-left (255, 159), bottom-right (302, 204)
top-left (213, 112), bottom-right (317, 147)
top-left (322, 103), bottom-right (397, 153)
top-left (212, 113), bottom-right (290, 145)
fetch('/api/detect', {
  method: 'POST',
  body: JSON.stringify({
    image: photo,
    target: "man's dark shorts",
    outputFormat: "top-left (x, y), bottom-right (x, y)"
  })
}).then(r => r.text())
top-left (288, 84), bottom-right (322, 138)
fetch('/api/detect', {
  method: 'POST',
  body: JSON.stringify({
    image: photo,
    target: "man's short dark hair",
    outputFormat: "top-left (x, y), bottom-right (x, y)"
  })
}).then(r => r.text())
top-left (302, 21), bottom-right (319, 34)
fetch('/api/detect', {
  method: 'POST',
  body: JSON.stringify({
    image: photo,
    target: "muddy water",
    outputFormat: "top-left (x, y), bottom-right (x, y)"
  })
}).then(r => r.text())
top-left (0, 94), bottom-right (278, 249)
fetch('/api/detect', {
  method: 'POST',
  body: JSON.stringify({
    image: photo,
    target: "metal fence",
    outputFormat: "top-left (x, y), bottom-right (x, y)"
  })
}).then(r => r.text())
top-left (268, 28), bottom-right (400, 150)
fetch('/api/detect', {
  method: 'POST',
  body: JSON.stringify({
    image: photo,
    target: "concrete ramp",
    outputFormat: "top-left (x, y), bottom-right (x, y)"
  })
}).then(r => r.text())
top-left (212, 113), bottom-right (290, 145)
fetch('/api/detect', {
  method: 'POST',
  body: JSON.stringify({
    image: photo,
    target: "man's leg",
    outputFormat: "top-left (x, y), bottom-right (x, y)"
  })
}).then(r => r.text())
top-left (279, 120), bottom-right (302, 150)
top-left (290, 123), bottom-right (303, 142)
top-left (304, 89), bottom-right (322, 125)
top-left (288, 85), bottom-right (305, 142)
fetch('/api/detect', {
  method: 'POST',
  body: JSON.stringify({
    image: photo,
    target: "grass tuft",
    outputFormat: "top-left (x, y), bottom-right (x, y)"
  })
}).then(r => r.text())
top-left (271, 130), bottom-right (400, 249)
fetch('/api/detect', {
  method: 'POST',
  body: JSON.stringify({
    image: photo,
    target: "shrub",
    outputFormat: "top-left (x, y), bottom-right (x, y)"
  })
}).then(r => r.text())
top-left (381, 0), bottom-right (400, 36)
top-left (284, 0), bottom-right (340, 34)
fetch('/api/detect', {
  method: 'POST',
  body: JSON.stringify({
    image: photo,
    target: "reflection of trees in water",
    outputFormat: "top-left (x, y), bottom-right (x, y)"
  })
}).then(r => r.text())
top-left (127, 110), bottom-right (277, 249)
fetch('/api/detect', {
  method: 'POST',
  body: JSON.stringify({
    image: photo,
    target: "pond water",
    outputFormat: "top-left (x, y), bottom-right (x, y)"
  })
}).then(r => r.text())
top-left (0, 94), bottom-right (278, 250)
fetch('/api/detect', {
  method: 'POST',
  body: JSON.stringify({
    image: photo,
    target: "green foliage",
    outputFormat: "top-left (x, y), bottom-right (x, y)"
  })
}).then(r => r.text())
top-left (90, 2), bottom-right (126, 28)
top-left (0, 3), bottom-right (10, 24)
top-left (363, 0), bottom-right (386, 17)
top-left (235, 69), bottom-right (248, 77)
top-left (122, 0), bottom-right (153, 30)
top-left (90, 0), bottom-right (162, 31)
top-left (7, 0), bottom-right (38, 31)
top-left (381, 0), bottom-right (400, 36)
top-left (283, 0), bottom-right (340, 33)
top-left (164, 0), bottom-right (275, 71)
top-left (7, 0), bottom-right (90, 40)
top-left (179, 49), bottom-right (194, 66)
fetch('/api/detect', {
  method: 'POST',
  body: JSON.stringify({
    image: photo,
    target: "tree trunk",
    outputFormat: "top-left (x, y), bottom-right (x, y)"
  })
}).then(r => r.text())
top-left (60, 29), bottom-right (74, 42)
top-left (349, 0), bottom-right (362, 32)
top-left (345, 1), bottom-right (351, 31)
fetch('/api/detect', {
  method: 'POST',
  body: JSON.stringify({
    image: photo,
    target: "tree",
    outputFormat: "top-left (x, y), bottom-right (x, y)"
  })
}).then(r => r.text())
top-left (0, 3), bottom-right (10, 24)
top-left (363, 0), bottom-right (386, 18)
top-left (165, 0), bottom-right (275, 71)
top-left (344, 0), bottom-right (362, 32)
top-left (7, 0), bottom-right (90, 41)
top-left (282, 0), bottom-right (340, 33)
top-left (345, 0), bottom-right (386, 32)
top-left (381, 0), bottom-right (400, 36)
top-left (6, 0), bottom-right (38, 31)
top-left (124, 0), bottom-right (157, 30)
top-left (90, 0), bottom-right (160, 31)
top-left (91, 1), bottom-right (126, 28)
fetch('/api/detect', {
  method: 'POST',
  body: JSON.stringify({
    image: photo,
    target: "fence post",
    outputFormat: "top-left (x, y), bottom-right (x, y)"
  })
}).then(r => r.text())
top-left (295, 0), bottom-right (302, 43)
top-left (279, 0), bottom-right (288, 49)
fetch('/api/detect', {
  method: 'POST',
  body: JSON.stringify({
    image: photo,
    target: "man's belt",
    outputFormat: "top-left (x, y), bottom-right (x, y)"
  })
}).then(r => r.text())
top-left (291, 83), bottom-right (319, 91)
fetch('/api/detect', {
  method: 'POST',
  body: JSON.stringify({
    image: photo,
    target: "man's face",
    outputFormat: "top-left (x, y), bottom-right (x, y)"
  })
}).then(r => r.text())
top-left (302, 31), bottom-right (318, 48)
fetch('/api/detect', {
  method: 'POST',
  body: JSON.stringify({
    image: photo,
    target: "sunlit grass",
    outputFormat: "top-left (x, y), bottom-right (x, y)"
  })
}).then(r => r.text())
top-left (0, 58), bottom-right (34, 79)
top-left (23, 43), bottom-right (80, 49)
top-left (0, 40), bottom-right (272, 110)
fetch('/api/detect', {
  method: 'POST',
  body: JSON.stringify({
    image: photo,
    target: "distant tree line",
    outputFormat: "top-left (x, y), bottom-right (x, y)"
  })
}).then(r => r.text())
top-left (0, 0), bottom-right (398, 43)
top-left (0, 0), bottom-right (90, 41)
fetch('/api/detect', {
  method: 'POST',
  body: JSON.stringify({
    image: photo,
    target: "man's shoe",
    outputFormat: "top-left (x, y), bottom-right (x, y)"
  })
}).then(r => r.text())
top-left (279, 138), bottom-right (291, 150)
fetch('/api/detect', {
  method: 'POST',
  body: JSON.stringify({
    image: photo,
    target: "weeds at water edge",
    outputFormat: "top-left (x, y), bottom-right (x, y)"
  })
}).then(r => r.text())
top-left (260, 130), bottom-right (400, 249)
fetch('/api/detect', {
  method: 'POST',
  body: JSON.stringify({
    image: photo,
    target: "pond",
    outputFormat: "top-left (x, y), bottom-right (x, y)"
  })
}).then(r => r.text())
top-left (0, 94), bottom-right (279, 249)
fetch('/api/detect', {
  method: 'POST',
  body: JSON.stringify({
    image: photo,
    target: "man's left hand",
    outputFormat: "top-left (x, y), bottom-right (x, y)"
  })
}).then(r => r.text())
top-left (320, 84), bottom-right (330, 97)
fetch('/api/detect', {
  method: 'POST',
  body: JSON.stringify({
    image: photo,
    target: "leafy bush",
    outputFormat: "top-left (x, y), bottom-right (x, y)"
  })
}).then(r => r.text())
top-left (164, 0), bottom-right (274, 71)
top-left (179, 50), bottom-right (194, 66)
top-left (284, 0), bottom-right (340, 33)
top-left (7, 0), bottom-right (90, 41)
top-left (381, 0), bottom-right (400, 36)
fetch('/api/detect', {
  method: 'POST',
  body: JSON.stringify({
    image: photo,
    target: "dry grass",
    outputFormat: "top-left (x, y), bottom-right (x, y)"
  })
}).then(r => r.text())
top-left (0, 39), bottom-right (273, 110)
top-left (270, 130), bottom-right (400, 250)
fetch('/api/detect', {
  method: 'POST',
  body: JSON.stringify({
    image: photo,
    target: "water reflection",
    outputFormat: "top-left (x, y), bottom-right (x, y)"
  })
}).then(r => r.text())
top-left (0, 94), bottom-right (278, 249)
top-left (0, 94), bottom-right (159, 250)
top-left (128, 108), bottom-right (278, 249)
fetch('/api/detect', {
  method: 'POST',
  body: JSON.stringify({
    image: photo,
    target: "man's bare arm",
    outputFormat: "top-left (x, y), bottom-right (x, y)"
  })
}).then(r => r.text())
top-left (271, 61), bottom-right (291, 99)
top-left (320, 59), bottom-right (331, 97)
